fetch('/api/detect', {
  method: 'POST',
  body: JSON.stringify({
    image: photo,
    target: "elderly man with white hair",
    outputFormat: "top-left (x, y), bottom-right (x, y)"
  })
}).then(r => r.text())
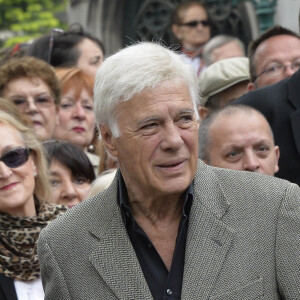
top-left (37, 42), bottom-right (300, 300)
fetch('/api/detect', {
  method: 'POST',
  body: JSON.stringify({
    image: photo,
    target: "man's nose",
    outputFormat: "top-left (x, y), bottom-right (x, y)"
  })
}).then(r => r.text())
top-left (242, 151), bottom-right (259, 172)
top-left (160, 124), bottom-right (184, 151)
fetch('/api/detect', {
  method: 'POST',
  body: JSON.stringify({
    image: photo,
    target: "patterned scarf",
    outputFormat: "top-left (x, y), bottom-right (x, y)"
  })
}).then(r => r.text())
top-left (0, 202), bottom-right (67, 281)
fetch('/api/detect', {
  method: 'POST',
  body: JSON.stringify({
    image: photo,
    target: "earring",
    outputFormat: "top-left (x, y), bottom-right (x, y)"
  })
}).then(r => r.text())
top-left (88, 144), bottom-right (95, 153)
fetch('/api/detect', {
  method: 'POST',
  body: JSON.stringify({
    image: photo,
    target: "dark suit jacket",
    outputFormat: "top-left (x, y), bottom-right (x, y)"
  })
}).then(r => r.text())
top-left (234, 69), bottom-right (300, 185)
top-left (0, 274), bottom-right (18, 300)
top-left (38, 162), bottom-right (300, 299)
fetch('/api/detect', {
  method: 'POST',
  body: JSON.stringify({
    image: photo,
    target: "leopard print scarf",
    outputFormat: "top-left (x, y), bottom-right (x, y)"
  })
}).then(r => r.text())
top-left (0, 202), bottom-right (67, 281)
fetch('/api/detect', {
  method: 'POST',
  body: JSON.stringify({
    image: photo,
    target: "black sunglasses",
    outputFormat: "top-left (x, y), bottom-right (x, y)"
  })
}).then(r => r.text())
top-left (48, 28), bottom-right (65, 64)
top-left (179, 19), bottom-right (210, 27)
top-left (0, 147), bottom-right (31, 169)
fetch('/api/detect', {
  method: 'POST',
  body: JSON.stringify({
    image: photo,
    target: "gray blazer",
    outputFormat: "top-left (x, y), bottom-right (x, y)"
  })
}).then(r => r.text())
top-left (38, 161), bottom-right (300, 299)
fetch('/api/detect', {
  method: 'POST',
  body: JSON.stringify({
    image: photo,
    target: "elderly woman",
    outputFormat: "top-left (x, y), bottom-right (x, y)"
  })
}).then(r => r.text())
top-left (0, 56), bottom-right (60, 142)
top-left (53, 67), bottom-right (100, 173)
top-left (43, 141), bottom-right (95, 208)
top-left (0, 111), bottom-right (66, 300)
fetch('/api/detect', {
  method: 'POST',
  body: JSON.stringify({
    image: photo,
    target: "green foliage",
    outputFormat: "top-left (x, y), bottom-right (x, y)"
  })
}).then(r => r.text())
top-left (0, 0), bottom-right (68, 49)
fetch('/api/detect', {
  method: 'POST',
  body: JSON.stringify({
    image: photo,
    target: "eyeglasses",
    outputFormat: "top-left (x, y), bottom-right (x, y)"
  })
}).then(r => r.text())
top-left (0, 147), bottom-right (31, 168)
top-left (179, 19), bottom-right (210, 28)
top-left (12, 95), bottom-right (55, 111)
top-left (256, 60), bottom-right (300, 79)
top-left (48, 28), bottom-right (64, 64)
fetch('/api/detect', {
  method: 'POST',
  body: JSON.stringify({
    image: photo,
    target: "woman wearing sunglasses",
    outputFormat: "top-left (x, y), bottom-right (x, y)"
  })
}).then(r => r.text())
top-left (0, 111), bottom-right (66, 300)
top-left (171, 1), bottom-right (211, 76)
top-left (43, 141), bottom-right (95, 209)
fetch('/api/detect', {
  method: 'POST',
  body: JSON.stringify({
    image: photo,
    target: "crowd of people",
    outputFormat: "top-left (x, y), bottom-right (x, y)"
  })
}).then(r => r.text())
top-left (0, 1), bottom-right (300, 299)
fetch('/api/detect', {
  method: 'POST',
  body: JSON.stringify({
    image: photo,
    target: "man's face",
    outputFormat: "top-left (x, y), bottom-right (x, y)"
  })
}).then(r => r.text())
top-left (251, 35), bottom-right (300, 89)
top-left (173, 5), bottom-right (210, 49)
top-left (101, 80), bottom-right (199, 200)
top-left (211, 41), bottom-right (245, 64)
top-left (206, 112), bottom-right (279, 176)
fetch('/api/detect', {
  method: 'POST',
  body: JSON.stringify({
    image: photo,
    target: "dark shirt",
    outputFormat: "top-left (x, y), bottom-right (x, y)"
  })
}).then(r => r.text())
top-left (118, 173), bottom-right (193, 300)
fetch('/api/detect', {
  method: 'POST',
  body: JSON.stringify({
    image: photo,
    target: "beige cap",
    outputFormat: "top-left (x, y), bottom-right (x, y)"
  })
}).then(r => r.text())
top-left (198, 57), bottom-right (250, 106)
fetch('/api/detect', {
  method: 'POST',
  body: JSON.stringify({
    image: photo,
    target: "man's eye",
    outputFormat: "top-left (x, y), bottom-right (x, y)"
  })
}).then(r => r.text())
top-left (142, 123), bottom-right (157, 130)
top-left (181, 115), bottom-right (192, 122)
top-left (256, 146), bottom-right (269, 154)
top-left (266, 65), bottom-right (281, 73)
top-left (226, 151), bottom-right (240, 159)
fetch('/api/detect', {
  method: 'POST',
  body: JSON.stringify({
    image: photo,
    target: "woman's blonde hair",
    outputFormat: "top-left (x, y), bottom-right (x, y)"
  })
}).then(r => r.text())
top-left (0, 110), bottom-right (51, 202)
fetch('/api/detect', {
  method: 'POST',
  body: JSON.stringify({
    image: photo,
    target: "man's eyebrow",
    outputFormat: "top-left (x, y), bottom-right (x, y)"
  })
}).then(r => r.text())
top-left (178, 109), bottom-right (195, 114)
top-left (137, 116), bottom-right (160, 126)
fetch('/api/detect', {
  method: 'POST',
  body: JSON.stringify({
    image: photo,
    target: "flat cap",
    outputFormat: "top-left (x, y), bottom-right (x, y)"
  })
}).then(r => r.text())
top-left (199, 57), bottom-right (250, 106)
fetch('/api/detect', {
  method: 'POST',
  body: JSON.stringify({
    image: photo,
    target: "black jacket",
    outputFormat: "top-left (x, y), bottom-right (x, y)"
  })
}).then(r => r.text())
top-left (0, 274), bottom-right (18, 300)
top-left (234, 69), bottom-right (300, 185)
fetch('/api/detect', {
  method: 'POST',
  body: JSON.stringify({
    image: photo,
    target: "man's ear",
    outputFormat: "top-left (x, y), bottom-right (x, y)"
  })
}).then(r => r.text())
top-left (247, 82), bottom-right (255, 92)
top-left (274, 145), bottom-right (280, 174)
top-left (198, 106), bottom-right (209, 121)
top-left (172, 24), bottom-right (182, 40)
top-left (100, 125), bottom-right (118, 158)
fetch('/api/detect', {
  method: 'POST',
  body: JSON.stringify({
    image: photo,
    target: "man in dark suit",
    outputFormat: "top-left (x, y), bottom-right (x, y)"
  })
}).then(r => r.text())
top-left (234, 68), bottom-right (300, 185)
top-left (37, 42), bottom-right (300, 299)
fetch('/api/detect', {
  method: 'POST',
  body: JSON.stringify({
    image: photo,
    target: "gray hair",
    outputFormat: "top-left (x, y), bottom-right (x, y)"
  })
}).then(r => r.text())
top-left (198, 104), bottom-right (274, 161)
top-left (203, 35), bottom-right (245, 66)
top-left (94, 42), bottom-right (199, 137)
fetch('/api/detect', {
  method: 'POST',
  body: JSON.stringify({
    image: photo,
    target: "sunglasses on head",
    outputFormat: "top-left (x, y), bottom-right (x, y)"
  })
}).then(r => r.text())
top-left (180, 19), bottom-right (210, 27)
top-left (0, 147), bottom-right (31, 169)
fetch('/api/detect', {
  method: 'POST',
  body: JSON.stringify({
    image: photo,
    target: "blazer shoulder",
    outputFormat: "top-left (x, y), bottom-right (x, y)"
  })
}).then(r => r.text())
top-left (234, 78), bottom-right (288, 107)
top-left (212, 166), bottom-right (296, 201)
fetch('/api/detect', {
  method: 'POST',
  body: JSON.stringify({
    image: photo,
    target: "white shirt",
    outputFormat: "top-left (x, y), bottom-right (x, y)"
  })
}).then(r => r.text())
top-left (14, 278), bottom-right (44, 300)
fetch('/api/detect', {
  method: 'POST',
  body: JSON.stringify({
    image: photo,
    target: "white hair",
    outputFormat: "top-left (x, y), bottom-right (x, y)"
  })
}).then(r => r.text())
top-left (202, 35), bottom-right (245, 66)
top-left (94, 42), bottom-right (199, 137)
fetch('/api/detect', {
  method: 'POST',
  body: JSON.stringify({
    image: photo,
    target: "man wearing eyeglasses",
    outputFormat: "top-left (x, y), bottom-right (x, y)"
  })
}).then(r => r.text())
top-left (247, 26), bottom-right (300, 90)
top-left (234, 26), bottom-right (300, 186)
top-left (171, 1), bottom-right (211, 75)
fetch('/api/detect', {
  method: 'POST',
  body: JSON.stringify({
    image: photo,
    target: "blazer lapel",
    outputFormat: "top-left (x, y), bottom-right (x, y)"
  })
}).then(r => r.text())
top-left (287, 70), bottom-right (300, 157)
top-left (88, 175), bottom-right (152, 300)
top-left (182, 162), bottom-right (235, 299)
